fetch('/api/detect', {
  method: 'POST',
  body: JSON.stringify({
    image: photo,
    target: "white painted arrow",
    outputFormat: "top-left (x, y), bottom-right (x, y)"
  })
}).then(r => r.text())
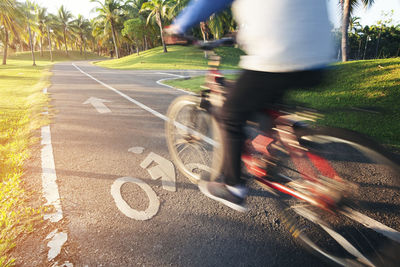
top-left (83, 97), bottom-right (112, 114)
top-left (140, 152), bottom-right (176, 192)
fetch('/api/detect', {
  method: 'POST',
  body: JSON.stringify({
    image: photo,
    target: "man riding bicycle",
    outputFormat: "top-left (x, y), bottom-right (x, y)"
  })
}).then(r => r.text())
top-left (166, 0), bottom-right (334, 212)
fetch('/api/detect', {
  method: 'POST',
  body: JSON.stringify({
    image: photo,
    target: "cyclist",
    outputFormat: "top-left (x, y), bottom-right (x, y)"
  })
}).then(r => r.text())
top-left (165, 0), bottom-right (334, 212)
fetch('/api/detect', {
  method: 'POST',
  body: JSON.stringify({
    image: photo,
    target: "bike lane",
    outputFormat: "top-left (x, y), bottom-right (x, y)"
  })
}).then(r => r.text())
top-left (48, 61), bottom-right (320, 266)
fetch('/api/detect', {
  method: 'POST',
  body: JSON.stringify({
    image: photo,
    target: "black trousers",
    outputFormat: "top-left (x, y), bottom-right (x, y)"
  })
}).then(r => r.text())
top-left (218, 69), bottom-right (325, 186)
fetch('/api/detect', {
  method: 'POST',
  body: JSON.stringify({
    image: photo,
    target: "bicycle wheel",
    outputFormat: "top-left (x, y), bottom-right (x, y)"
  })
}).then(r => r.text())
top-left (165, 95), bottom-right (223, 184)
top-left (275, 126), bottom-right (400, 266)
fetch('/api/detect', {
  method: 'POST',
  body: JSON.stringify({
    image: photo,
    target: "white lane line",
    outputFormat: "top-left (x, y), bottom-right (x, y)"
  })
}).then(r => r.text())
top-left (46, 230), bottom-right (68, 261)
top-left (72, 63), bottom-right (168, 121)
top-left (41, 89), bottom-right (63, 222)
top-left (41, 88), bottom-right (69, 264)
top-left (71, 63), bottom-right (217, 147)
top-left (41, 125), bottom-right (63, 222)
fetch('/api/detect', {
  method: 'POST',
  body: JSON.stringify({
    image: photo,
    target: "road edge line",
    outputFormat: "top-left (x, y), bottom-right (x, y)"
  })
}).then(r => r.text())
top-left (41, 87), bottom-right (70, 264)
top-left (155, 72), bottom-right (194, 95)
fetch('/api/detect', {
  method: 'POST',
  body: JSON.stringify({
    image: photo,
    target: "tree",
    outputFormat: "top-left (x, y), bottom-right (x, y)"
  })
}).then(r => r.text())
top-left (1, 0), bottom-right (22, 65)
top-left (91, 0), bottom-right (124, 58)
top-left (21, 0), bottom-right (37, 66)
top-left (141, 0), bottom-right (174, 53)
top-left (374, 10), bottom-right (394, 58)
top-left (36, 6), bottom-right (48, 57)
top-left (341, 0), bottom-right (375, 62)
top-left (208, 9), bottom-right (235, 40)
top-left (72, 14), bottom-right (91, 56)
top-left (57, 5), bottom-right (74, 56)
top-left (122, 18), bottom-right (146, 55)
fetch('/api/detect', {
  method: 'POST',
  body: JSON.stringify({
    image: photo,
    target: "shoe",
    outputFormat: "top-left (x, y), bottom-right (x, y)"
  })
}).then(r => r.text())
top-left (198, 181), bottom-right (248, 212)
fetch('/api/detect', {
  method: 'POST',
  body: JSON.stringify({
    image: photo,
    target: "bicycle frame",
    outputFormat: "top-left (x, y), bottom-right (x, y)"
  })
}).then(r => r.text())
top-left (201, 65), bottom-right (346, 212)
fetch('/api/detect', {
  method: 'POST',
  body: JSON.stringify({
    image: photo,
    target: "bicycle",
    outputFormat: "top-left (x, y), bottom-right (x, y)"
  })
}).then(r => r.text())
top-left (164, 38), bottom-right (400, 266)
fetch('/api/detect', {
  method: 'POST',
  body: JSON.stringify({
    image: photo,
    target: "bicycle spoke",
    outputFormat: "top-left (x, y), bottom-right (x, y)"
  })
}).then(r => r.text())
top-left (177, 143), bottom-right (193, 157)
top-left (197, 144), bottom-right (210, 165)
top-left (172, 119), bottom-right (218, 147)
top-left (292, 206), bottom-right (376, 267)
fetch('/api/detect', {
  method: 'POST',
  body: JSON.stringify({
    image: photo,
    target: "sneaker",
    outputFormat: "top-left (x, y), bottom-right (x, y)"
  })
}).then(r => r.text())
top-left (198, 181), bottom-right (248, 212)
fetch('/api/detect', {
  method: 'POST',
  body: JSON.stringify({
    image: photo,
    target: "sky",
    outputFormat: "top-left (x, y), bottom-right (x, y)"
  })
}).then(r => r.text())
top-left (327, 0), bottom-right (400, 27)
top-left (36, 0), bottom-right (400, 27)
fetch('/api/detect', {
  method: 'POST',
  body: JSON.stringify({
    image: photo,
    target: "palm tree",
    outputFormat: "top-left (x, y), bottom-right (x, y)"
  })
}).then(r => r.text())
top-left (91, 0), bottom-right (123, 58)
top-left (349, 16), bottom-right (363, 59)
top-left (141, 0), bottom-right (174, 53)
top-left (341, 0), bottom-right (375, 61)
top-left (1, 0), bottom-right (22, 65)
top-left (36, 6), bottom-right (48, 56)
top-left (125, 0), bottom-right (151, 50)
top-left (91, 17), bottom-right (107, 55)
top-left (44, 13), bottom-right (58, 62)
top-left (57, 5), bottom-right (74, 56)
top-left (21, 0), bottom-right (37, 66)
top-left (72, 14), bottom-right (91, 56)
top-left (208, 9), bottom-right (235, 40)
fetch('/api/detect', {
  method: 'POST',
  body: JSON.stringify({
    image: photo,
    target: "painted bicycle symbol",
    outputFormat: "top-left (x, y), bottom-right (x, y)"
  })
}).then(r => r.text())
top-left (111, 150), bottom-right (176, 221)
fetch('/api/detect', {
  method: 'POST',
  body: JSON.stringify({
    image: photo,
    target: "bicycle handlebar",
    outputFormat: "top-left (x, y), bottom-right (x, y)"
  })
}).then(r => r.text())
top-left (164, 32), bottom-right (235, 51)
top-left (197, 37), bottom-right (235, 50)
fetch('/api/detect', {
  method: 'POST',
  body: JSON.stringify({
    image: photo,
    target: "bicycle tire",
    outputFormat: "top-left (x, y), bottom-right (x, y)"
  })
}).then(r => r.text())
top-left (275, 126), bottom-right (400, 266)
top-left (165, 95), bottom-right (223, 184)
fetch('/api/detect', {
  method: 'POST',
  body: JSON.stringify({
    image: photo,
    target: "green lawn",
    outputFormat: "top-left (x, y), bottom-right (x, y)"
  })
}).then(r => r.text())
top-left (164, 58), bottom-right (400, 150)
top-left (95, 45), bottom-right (244, 70)
top-left (0, 59), bottom-right (50, 266)
top-left (9, 49), bottom-right (106, 62)
top-left (0, 50), bottom-right (105, 265)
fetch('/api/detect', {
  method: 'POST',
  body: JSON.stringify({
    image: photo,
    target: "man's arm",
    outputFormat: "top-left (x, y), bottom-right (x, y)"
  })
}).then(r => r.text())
top-left (171, 0), bottom-right (234, 34)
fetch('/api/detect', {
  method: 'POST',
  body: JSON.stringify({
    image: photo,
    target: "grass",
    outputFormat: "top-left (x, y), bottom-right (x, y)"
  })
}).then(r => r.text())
top-left (95, 45), bottom-right (244, 70)
top-left (0, 50), bottom-right (105, 265)
top-left (163, 58), bottom-right (400, 150)
top-left (0, 59), bottom-right (49, 266)
top-left (8, 49), bottom-right (106, 62)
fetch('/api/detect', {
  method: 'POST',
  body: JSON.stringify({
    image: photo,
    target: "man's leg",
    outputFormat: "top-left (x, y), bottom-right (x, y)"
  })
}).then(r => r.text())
top-left (199, 70), bottom-right (287, 211)
top-left (199, 69), bottom-right (326, 211)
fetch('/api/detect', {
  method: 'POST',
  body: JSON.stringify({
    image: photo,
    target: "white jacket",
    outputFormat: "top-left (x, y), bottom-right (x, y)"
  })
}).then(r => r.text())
top-left (173, 0), bottom-right (335, 72)
top-left (232, 0), bottom-right (334, 72)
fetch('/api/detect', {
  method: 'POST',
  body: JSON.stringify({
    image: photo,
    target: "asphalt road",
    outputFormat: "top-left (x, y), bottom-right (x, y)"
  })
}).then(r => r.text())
top-left (44, 61), bottom-right (400, 267)
top-left (47, 61), bottom-right (322, 266)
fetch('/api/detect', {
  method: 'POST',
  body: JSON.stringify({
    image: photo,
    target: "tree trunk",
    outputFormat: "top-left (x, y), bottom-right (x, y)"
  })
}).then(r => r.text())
top-left (341, 0), bottom-right (350, 62)
top-left (2, 28), bottom-right (8, 65)
top-left (156, 13), bottom-right (167, 53)
top-left (28, 23), bottom-right (36, 66)
top-left (144, 35), bottom-right (148, 50)
top-left (47, 26), bottom-right (53, 62)
top-left (63, 28), bottom-right (69, 56)
top-left (200, 22), bottom-right (210, 41)
top-left (374, 30), bottom-right (382, 59)
top-left (40, 37), bottom-right (43, 56)
top-left (357, 39), bottom-right (362, 59)
top-left (84, 40), bottom-right (87, 59)
top-left (80, 34), bottom-right (83, 55)
top-left (111, 22), bottom-right (120, 58)
top-left (363, 35), bottom-right (369, 59)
